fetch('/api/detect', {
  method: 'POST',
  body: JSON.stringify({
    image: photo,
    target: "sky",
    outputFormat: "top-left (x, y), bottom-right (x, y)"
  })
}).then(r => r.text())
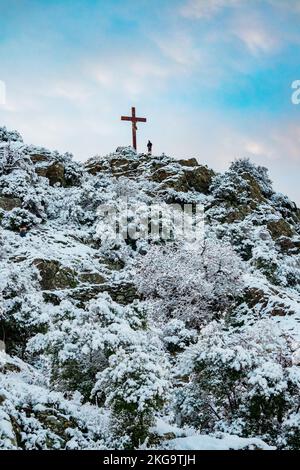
top-left (0, 0), bottom-right (300, 203)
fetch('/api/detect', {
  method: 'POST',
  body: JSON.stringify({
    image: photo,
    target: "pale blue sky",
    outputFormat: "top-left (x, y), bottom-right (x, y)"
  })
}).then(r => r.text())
top-left (0, 0), bottom-right (300, 203)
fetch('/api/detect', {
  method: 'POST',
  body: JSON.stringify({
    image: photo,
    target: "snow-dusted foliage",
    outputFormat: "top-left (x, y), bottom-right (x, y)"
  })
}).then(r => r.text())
top-left (0, 127), bottom-right (300, 449)
top-left (136, 239), bottom-right (245, 327)
top-left (160, 319), bottom-right (198, 354)
top-left (28, 296), bottom-right (148, 396)
top-left (0, 353), bottom-right (109, 450)
top-left (175, 320), bottom-right (300, 448)
top-left (210, 157), bottom-right (273, 202)
top-left (0, 126), bottom-right (23, 143)
top-left (93, 338), bottom-right (169, 448)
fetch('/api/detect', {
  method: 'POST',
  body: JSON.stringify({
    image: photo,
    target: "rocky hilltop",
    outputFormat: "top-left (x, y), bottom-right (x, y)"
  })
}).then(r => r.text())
top-left (0, 126), bottom-right (300, 450)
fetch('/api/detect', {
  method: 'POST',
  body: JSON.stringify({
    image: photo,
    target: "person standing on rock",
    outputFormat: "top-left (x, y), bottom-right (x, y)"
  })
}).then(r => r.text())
top-left (147, 140), bottom-right (152, 156)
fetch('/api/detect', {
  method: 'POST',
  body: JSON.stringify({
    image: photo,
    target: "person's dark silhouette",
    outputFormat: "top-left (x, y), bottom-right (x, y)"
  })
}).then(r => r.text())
top-left (147, 140), bottom-right (152, 155)
top-left (19, 225), bottom-right (28, 238)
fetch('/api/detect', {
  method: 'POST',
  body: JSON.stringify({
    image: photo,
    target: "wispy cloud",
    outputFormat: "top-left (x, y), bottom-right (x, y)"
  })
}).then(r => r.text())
top-left (180, 0), bottom-right (300, 58)
top-left (268, 0), bottom-right (300, 13)
top-left (153, 32), bottom-right (202, 66)
top-left (229, 12), bottom-right (280, 55)
top-left (180, 0), bottom-right (243, 19)
top-left (180, 0), bottom-right (300, 20)
top-left (48, 81), bottom-right (93, 104)
top-left (89, 53), bottom-right (172, 98)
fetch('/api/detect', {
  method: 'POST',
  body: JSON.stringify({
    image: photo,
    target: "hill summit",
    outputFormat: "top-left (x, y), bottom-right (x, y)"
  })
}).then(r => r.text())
top-left (0, 126), bottom-right (300, 450)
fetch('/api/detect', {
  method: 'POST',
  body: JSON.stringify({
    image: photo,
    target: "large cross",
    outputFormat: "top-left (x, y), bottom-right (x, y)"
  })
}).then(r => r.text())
top-left (121, 106), bottom-right (147, 151)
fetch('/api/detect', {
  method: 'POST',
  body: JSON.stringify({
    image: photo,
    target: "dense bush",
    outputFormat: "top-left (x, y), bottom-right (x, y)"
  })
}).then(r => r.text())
top-left (136, 239), bottom-right (245, 328)
top-left (175, 320), bottom-right (300, 447)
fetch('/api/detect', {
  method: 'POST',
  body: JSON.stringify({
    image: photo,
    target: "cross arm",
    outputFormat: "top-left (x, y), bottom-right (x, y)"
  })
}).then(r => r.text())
top-left (121, 116), bottom-right (147, 122)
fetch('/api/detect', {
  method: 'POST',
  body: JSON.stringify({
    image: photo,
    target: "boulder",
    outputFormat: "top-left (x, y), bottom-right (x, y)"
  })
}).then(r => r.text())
top-left (150, 167), bottom-right (178, 184)
top-left (242, 173), bottom-right (265, 202)
top-left (0, 196), bottom-right (22, 211)
top-left (78, 272), bottom-right (106, 284)
top-left (224, 206), bottom-right (252, 224)
top-left (71, 282), bottom-right (139, 307)
top-left (243, 286), bottom-right (295, 318)
top-left (177, 158), bottom-right (198, 167)
top-left (276, 236), bottom-right (300, 254)
top-left (271, 305), bottom-right (288, 317)
top-left (29, 154), bottom-right (50, 163)
top-left (109, 283), bottom-right (139, 304)
top-left (85, 154), bottom-right (215, 194)
top-left (70, 285), bottom-right (106, 306)
top-left (151, 164), bottom-right (215, 194)
top-left (267, 219), bottom-right (294, 239)
top-left (85, 160), bottom-right (108, 175)
top-left (100, 257), bottom-right (125, 271)
top-left (36, 410), bottom-right (76, 436)
top-left (184, 166), bottom-right (215, 194)
top-left (42, 292), bottom-right (62, 305)
top-left (36, 162), bottom-right (66, 186)
top-left (244, 287), bottom-right (269, 310)
top-left (33, 259), bottom-right (78, 290)
top-left (85, 154), bottom-right (146, 178)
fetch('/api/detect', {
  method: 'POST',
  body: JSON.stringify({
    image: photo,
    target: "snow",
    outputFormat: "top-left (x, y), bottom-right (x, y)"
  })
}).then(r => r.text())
top-left (154, 418), bottom-right (275, 450)
top-left (1, 128), bottom-right (300, 450)
top-left (168, 434), bottom-right (275, 451)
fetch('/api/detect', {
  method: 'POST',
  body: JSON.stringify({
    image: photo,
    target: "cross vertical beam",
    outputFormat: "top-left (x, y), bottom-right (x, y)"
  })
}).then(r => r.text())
top-left (131, 107), bottom-right (137, 151)
top-left (121, 107), bottom-right (147, 151)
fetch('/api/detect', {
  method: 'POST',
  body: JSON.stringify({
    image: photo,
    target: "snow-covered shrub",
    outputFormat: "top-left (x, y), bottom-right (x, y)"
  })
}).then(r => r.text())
top-left (160, 319), bottom-right (197, 354)
top-left (0, 354), bottom-right (109, 450)
top-left (93, 339), bottom-right (169, 448)
top-left (275, 255), bottom-right (300, 291)
top-left (136, 239), bottom-right (245, 328)
top-left (0, 126), bottom-right (23, 143)
top-left (175, 320), bottom-right (300, 446)
top-left (28, 294), bottom-right (169, 448)
top-left (210, 208), bottom-right (299, 287)
top-left (281, 413), bottom-right (300, 450)
top-left (0, 263), bottom-right (48, 357)
top-left (271, 192), bottom-right (299, 221)
top-left (229, 158), bottom-right (273, 197)
top-left (251, 237), bottom-right (279, 282)
top-left (22, 188), bottom-right (47, 220)
top-left (212, 219), bottom-right (257, 261)
top-left (27, 296), bottom-right (148, 400)
top-left (210, 158), bottom-right (273, 206)
top-left (2, 207), bottom-right (41, 230)
top-left (0, 144), bottom-right (32, 177)
top-left (95, 198), bottom-right (188, 255)
top-left (55, 152), bottom-right (83, 186)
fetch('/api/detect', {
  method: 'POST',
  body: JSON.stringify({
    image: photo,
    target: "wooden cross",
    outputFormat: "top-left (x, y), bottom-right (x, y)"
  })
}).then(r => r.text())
top-left (121, 107), bottom-right (147, 151)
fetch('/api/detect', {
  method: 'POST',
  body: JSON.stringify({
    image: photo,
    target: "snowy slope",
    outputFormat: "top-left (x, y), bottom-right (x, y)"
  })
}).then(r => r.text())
top-left (0, 126), bottom-right (300, 450)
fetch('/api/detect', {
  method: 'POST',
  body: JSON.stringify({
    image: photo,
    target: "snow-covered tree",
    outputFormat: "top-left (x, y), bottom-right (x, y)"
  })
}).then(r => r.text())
top-left (175, 319), bottom-right (300, 447)
top-left (0, 261), bottom-right (48, 358)
top-left (27, 295), bottom-right (145, 397)
top-left (136, 239), bottom-right (245, 328)
top-left (210, 158), bottom-right (273, 203)
top-left (93, 339), bottom-right (169, 448)
top-left (160, 319), bottom-right (198, 354)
